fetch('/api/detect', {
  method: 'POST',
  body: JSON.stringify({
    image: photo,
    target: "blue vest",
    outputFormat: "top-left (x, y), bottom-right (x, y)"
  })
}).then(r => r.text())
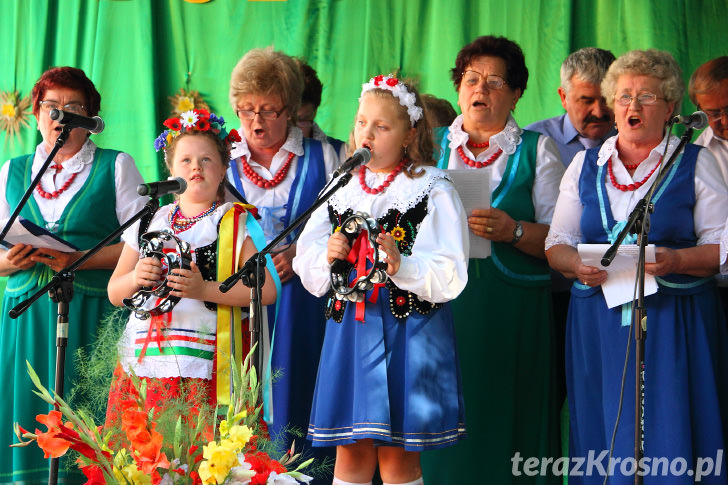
top-left (579, 143), bottom-right (710, 291)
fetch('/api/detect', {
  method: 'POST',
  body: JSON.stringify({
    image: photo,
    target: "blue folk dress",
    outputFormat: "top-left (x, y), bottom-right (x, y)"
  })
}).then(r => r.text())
top-left (293, 166), bottom-right (469, 451)
top-left (567, 145), bottom-right (728, 484)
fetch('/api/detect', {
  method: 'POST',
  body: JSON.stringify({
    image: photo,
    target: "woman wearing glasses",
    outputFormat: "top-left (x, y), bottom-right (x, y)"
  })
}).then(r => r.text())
top-left (422, 36), bottom-right (564, 484)
top-left (547, 50), bottom-right (728, 483)
top-left (226, 47), bottom-right (338, 464)
top-left (0, 66), bottom-right (144, 482)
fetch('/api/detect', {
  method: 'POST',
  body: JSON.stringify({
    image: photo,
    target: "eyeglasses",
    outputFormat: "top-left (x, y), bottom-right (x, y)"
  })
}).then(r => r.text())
top-left (703, 107), bottom-right (728, 122)
top-left (236, 108), bottom-right (286, 120)
top-left (462, 70), bottom-right (507, 90)
top-left (614, 93), bottom-right (665, 106)
top-left (39, 100), bottom-right (87, 115)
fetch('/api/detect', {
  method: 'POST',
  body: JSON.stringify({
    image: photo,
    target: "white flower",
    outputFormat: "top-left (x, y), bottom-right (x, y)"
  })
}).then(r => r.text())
top-left (180, 110), bottom-right (199, 128)
top-left (266, 471), bottom-right (300, 484)
top-left (227, 455), bottom-right (255, 485)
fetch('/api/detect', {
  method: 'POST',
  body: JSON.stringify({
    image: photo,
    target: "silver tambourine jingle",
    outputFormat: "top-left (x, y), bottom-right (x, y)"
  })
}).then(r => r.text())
top-left (122, 229), bottom-right (193, 320)
top-left (330, 212), bottom-right (388, 301)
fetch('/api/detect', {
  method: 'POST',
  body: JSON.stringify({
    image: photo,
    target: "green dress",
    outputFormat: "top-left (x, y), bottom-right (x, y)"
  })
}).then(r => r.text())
top-left (0, 149), bottom-right (120, 484)
top-left (420, 128), bottom-right (562, 484)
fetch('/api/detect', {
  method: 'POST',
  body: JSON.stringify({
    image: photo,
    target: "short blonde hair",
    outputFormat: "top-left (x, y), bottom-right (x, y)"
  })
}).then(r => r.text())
top-left (229, 47), bottom-right (304, 123)
top-left (602, 49), bottom-right (684, 115)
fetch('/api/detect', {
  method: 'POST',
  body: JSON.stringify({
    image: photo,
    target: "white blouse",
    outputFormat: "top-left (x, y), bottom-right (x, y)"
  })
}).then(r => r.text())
top-left (292, 166), bottom-right (469, 303)
top-left (228, 125), bottom-right (339, 242)
top-left (0, 139), bottom-right (145, 229)
top-left (444, 114), bottom-right (565, 224)
top-left (545, 133), bottom-right (728, 251)
top-left (118, 201), bottom-right (240, 379)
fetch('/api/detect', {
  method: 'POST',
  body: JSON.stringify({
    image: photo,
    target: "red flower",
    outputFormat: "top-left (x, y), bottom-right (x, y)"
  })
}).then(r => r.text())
top-left (120, 408), bottom-right (170, 474)
top-left (34, 411), bottom-right (104, 461)
top-left (163, 118), bottom-right (182, 131)
top-left (226, 129), bottom-right (242, 143)
top-left (80, 464), bottom-right (107, 485)
top-left (386, 77), bottom-right (399, 87)
top-left (374, 75), bottom-right (384, 86)
top-left (197, 119), bottom-right (210, 131)
top-left (196, 109), bottom-right (211, 119)
top-left (246, 451), bottom-right (287, 484)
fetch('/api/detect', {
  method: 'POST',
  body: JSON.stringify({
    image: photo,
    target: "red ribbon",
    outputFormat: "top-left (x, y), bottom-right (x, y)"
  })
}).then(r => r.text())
top-left (345, 231), bottom-right (381, 322)
top-left (138, 298), bottom-right (172, 363)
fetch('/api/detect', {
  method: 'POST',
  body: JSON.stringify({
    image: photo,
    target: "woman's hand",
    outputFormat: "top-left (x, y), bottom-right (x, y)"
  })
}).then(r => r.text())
top-left (30, 249), bottom-right (81, 272)
top-left (327, 231), bottom-right (351, 264)
top-left (4, 244), bottom-right (37, 271)
top-left (575, 261), bottom-right (608, 287)
top-left (133, 256), bottom-right (163, 288)
top-left (168, 261), bottom-right (206, 299)
top-left (468, 208), bottom-right (516, 243)
top-left (376, 232), bottom-right (401, 276)
top-left (644, 247), bottom-right (680, 277)
top-left (273, 244), bottom-right (297, 284)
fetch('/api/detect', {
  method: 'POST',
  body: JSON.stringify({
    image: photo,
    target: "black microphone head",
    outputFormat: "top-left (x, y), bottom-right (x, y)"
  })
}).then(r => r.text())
top-left (49, 108), bottom-right (62, 121)
top-left (90, 116), bottom-right (105, 134)
top-left (170, 176), bottom-right (187, 194)
top-left (354, 146), bottom-right (372, 164)
top-left (691, 111), bottom-right (709, 130)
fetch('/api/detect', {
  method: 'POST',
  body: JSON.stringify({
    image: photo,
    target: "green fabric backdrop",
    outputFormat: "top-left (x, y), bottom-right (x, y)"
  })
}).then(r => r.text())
top-left (1, 0), bottom-right (727, 183)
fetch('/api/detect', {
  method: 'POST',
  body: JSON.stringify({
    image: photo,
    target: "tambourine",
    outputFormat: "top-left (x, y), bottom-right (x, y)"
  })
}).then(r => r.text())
top-left (330, 212), bottom-right (388, 302)
top-left (123, 229), bottom-right (192, 320)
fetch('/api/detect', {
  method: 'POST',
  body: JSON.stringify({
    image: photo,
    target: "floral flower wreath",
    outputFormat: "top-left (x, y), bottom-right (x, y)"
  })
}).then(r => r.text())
top-left (360, 74), bottom-right (423, 127)
top-left (154, 108), bottom-right (241, 153)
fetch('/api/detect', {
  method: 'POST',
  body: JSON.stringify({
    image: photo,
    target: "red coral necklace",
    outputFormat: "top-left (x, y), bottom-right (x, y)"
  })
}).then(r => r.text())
top-left (241, 152), bottom-right (294, 189)
top-left (359, 159), bottom-right (407, 195)
top-left (607, 156), bottom-right (662, 192)
top-left (456, 145), bottom-right (503, 169)
top-left (36, 164), bottom-right (78, 199)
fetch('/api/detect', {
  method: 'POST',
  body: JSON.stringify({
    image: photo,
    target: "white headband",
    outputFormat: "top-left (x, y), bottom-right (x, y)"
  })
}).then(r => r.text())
top-left (359, 74), bottom-right (423, 127)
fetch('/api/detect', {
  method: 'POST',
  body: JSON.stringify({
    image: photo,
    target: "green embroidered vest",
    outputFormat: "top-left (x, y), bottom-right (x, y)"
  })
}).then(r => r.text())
top-left (435, 127), bottom-right (550, 286)
top-left (5, 148), bottom-right (121, 296)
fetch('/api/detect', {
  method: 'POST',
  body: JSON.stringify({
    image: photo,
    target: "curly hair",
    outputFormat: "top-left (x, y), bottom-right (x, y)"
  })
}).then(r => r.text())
top-left (229, 47), bottom-right (304, 123)
top-left (348, 79), bottom-right (434, 178)
top-left (451, 36), bottom-right (528, 94)
top-left (31, 66), bottom-right (101, 117)
top-left (602, 49), bottom-right (684, 115)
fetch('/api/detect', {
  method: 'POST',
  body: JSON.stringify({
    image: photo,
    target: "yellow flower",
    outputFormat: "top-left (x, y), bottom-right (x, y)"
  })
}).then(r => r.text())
top-left (390, 226), bottom-right (406, 242)
top-left (114, 463), bottom-right (151, 485)
top-left (176, 97), bottom-right (195, 113)
top-left (1, 103), bottom-right (16, 119)
top-left (219, 419), bottom-right (230, 437)
top-left (200, 441), bottom-right (240, 484)
top-left (228, 424), bottom-right (253, 449)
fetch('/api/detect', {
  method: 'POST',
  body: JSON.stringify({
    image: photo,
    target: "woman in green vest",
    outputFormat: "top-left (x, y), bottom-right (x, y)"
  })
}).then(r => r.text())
top-left (421, 36), bottom-right (565, 484)
top-left (0, 66), bottom-right (145, 484)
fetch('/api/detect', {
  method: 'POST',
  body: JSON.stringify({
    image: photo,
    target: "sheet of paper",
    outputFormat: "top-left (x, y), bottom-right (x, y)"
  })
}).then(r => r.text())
top-left (0, 217), bottom-right (79, 252)
top-left (446, 169), bottom-right (491, 259)
top-left (578, 243), bottom-right (657, 308)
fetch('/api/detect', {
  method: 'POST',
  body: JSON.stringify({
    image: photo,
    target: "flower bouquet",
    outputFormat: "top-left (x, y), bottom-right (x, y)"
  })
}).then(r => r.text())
top-left (12, 347), bottom-right (313, 485)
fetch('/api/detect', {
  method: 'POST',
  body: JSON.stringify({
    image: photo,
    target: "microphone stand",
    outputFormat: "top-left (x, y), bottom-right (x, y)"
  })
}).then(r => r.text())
top-left (600, 125), bottom-right (695, 485)
top-left (0, 126), bottom-right (73, 243)
top-left (9, 196), bottom-right (162, 485)
top-left (219, 171), bottom-right (355, 381)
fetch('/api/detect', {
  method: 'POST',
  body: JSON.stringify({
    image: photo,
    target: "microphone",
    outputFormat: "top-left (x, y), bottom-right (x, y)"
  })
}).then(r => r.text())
top-left (137, 177), bottom-right (187, 197)
top-left (331, 147), bottom-right (371, 177)
top-left (672, 111), bottom-right (709, 130)
top-left (49, 108), bottom-right (105, 134)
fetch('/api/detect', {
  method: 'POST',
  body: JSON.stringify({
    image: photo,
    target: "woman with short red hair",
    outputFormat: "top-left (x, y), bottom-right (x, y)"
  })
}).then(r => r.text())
top-left (0, 66), bottom-right (145, 483)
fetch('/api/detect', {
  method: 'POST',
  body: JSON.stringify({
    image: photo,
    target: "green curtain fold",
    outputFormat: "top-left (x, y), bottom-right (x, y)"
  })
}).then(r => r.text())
top-left (2, 0), bottom-right (726, 182)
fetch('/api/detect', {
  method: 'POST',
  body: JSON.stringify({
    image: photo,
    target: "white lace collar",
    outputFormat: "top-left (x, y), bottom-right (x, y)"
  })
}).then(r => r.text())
top-left (596, 132), bottom-right (680, 166)
top-left (447, 114), bottom-right (523, 155)
top-left (329, 165), bottom-right (451, 214)
top-left (33, 138), bottom-right (97, 174)
top-left (230, 125), bottom-right (305, 163)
